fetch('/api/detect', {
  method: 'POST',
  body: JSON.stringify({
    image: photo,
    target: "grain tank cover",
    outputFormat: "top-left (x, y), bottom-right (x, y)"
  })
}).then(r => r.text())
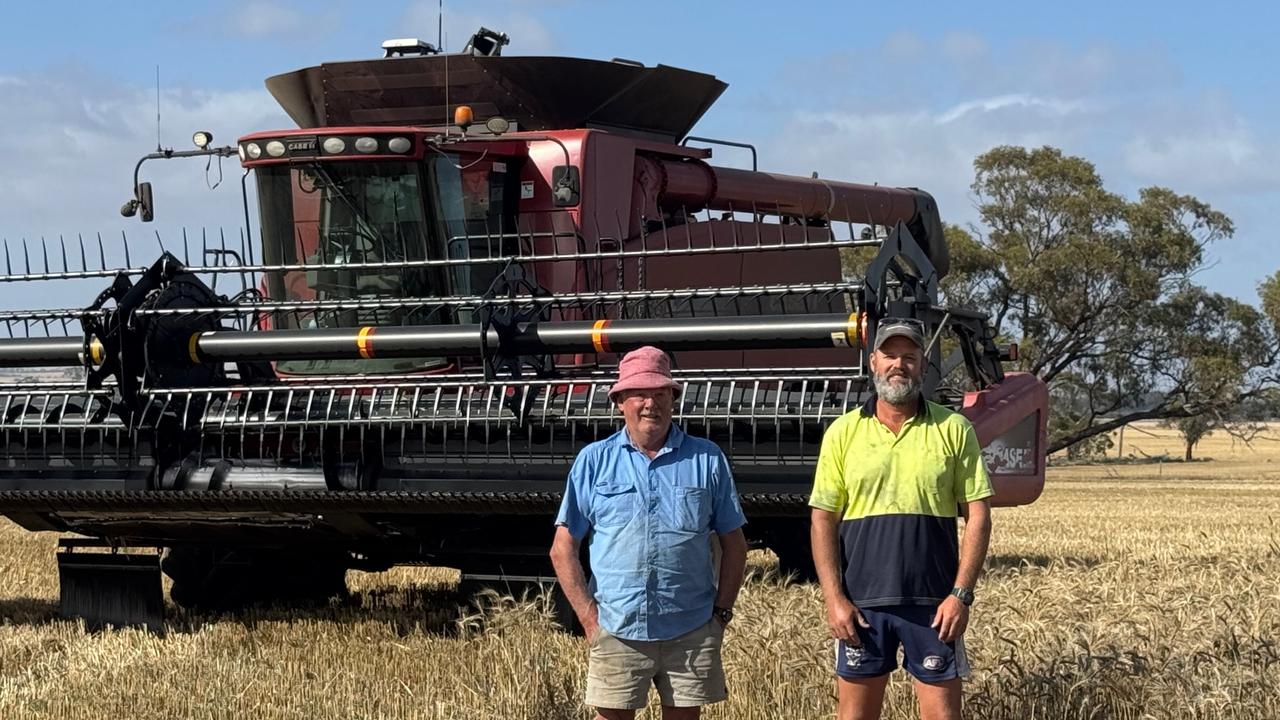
top-left (265, 55), bottom-right (728, 142)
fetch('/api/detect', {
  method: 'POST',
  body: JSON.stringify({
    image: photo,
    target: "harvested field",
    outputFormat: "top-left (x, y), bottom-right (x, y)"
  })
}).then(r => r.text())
top-left (1, 423), bottom-right (1278, 719)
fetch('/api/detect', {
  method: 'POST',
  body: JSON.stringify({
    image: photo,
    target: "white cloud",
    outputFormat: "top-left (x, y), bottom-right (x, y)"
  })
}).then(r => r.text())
top-left (233, 1), bottom-right (303, 37)
top-left (883, 30), bottom-right (927, 62)
top-left (761, 108), bottom-right (1047, 228)
top-left (222, 0), bottom-right (339, 42)
top-left (0, 66), bottom-right (291, 309)
top-left (934, 93), bottom-right (1086, 125)
top-left (729, 34), bottom-right (1278, 301)
top-left (941, 30), bottom-right (988, 64)
top-left (1122, 113), bottom-right (1280, 196)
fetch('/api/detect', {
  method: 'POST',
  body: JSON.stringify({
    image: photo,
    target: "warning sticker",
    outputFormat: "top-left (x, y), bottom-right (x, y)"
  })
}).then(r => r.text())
top-left (831, 332), bottom-right (849, 347)
top-left (521, 181), bottom-right (535, 199)
top-left (492, 161), bottom-right (507, 173)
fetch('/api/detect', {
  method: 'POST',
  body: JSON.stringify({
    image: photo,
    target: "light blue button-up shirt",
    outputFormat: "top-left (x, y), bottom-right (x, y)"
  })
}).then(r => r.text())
top-left (555, 423), bottom-right (747, 641)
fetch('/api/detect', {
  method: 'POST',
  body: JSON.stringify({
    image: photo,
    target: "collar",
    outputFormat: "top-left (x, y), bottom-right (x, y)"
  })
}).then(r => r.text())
top-left (616, 422), bottom-right (685, 455)
top-left (859, 393), bottom-right (928, 420)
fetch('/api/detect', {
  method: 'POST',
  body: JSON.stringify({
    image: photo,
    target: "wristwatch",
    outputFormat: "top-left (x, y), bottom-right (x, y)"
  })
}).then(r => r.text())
top-left (950, 587), bottom-right (975, 606)
top-left (712, 605), bottom-right (734, 624)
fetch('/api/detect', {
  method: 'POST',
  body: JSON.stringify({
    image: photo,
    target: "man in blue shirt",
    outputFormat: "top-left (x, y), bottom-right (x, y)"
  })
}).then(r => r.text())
top-left (551, 345), bottom-right (749, 719)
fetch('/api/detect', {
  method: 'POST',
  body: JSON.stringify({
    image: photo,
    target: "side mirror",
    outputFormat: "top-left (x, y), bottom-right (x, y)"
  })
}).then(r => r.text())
top-left (121, 182), bottom-right (155, 221)
top-left (552, 166), bottom-right (580, 207)
top-left (138, 182), bottom-right (154, 222)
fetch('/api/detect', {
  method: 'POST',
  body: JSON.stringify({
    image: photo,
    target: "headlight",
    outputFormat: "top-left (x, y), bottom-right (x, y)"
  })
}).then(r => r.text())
top-left (322, 137), bottom-right (347, 154)
top-left (387, 137), bottom-right (411, 153)
top-left (238, 144), bottom-right (247, 161)
top-left (354, 137), bottom-right (378, 153)
top-left (265, 140), bottom-right (286, 157)
top-left (245, 143), bottom-right (262, 159)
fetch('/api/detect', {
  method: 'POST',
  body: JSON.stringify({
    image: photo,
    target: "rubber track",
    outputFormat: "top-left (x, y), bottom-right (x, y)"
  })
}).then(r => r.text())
top-left (0, 490), bottom-right (809, 515)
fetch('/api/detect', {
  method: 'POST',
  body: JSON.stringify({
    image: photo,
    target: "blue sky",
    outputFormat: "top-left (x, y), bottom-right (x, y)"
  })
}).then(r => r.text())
top-left (0, 0), bottom-right (1276, 309)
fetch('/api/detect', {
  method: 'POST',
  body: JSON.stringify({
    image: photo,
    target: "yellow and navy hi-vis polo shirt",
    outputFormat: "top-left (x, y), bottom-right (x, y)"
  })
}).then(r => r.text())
top-left (809, 395), bottom-right (994, 607)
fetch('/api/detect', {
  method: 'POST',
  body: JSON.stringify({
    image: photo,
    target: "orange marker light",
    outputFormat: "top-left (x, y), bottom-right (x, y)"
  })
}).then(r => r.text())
top-left (591, 319), bottom-right (612, 354)
top-left (454, 105), bottom-right (474, 130)
top-left (357, 326), bottom-right (376, 359)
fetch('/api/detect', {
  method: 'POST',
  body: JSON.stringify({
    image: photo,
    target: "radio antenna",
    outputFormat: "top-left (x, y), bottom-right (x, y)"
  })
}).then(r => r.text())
top-left (155, 65), bottom-right (162, 152)
top-left (437, 0), bottom-right (443, 53)
top-left (443, 31), bottom-right (450, 137)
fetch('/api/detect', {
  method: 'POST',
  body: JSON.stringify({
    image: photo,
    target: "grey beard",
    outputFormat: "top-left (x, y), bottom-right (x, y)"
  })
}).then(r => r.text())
top-left (873, 372), bottom-right (921, 406)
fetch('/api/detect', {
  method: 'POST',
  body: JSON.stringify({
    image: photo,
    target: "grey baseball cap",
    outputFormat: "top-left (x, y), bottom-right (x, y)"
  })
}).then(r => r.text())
top-left (873, 319), bottom-right (925, 350)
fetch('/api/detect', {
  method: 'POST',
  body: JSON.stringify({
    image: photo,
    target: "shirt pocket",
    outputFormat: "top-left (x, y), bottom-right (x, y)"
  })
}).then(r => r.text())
top-left (593, 480), bottom-right (638, 528)
top-left (669, 486), bottom-right (712, 533)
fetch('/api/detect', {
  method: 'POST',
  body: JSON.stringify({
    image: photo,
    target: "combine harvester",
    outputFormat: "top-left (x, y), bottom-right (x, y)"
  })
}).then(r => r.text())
top-left (0, 29), bottom-right (1047, 631)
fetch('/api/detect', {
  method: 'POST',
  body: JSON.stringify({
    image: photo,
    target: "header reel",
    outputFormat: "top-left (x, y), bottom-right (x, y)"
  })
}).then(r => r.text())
top-left (0, 221), bottom-right (1005, 410)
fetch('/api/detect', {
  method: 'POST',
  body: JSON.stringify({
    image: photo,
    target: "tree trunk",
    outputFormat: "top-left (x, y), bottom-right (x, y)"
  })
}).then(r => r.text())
top-left (1185, 440), bottom-right (1194, 462)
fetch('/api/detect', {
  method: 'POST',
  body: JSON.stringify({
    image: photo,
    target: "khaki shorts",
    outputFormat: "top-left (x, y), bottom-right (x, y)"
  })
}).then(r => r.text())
top-left (585, 619), bottom-right (728, 710)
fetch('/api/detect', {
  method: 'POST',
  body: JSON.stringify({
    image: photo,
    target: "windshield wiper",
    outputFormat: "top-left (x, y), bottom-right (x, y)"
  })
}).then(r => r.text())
top-left (306, 164), bottom-right (387, 251)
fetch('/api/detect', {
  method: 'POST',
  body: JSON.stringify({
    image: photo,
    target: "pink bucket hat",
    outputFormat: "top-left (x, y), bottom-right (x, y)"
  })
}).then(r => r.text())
top-left (607, 346), bottom-right (680, 401)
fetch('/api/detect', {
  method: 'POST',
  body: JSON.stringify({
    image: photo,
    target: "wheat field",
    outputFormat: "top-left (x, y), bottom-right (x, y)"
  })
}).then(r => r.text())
top-left (0, 423), bottom-right (1277, 719)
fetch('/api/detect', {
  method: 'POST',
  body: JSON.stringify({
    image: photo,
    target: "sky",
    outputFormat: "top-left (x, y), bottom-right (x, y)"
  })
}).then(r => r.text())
top-left (0, 0), bottom-right (1276, 312)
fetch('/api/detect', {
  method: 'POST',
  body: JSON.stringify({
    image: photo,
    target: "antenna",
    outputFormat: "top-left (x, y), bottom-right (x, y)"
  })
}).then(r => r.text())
top-left (155, 65), bottom-right (162, 152)
top-left (444, 31), bottom-right (450, 137)
top-left (437, 0), bottom-right (443, 53)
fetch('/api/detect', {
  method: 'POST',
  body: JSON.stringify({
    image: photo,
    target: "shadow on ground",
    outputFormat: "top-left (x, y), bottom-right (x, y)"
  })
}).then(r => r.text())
top-left (166, 582), bottom-right (469, 636)
top-left (985, 553), bottom-right (1103, 572)
top-left (169, 580), bottom-right (564, 639)
top-left (0, 580), bottom-right (565, 639)
top-left (0, 596), bottom-right (60, 625)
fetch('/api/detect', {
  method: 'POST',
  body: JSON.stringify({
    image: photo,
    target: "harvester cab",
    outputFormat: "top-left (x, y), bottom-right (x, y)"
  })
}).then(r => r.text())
top-left (0, 31), bottom-right (1049, 631)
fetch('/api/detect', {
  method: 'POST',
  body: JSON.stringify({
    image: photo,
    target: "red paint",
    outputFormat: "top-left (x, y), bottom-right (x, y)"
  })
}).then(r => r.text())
top-left (960, 372), bottom-right (1049, 507)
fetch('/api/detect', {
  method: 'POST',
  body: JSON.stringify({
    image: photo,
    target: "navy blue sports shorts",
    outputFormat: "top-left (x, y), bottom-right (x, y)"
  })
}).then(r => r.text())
top-left (833, 604), bottom-right (970, 683)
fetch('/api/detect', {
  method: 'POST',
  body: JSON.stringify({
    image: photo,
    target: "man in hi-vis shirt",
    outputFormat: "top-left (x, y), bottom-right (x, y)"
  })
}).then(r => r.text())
top-left (810, 319), bottom-right (993, 720)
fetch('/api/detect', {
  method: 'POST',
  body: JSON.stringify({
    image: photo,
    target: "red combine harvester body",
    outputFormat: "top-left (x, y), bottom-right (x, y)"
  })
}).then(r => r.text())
top-left (0, 36), bottom-right (1046, 629)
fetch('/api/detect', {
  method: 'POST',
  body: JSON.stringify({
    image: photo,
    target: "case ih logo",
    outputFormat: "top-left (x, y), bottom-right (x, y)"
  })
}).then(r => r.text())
top-left (286, 137), bottom-right (317, 153)
top-left (982, 414), bottom-right (1038, 474)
